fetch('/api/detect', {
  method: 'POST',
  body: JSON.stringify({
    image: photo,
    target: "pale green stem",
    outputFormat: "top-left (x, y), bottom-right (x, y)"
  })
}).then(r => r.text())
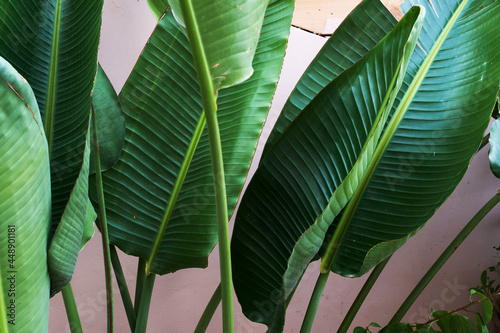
top-left (179, 1), bottom-right (234, 332)
top-left (195, 283), bottom-right (222, 333)
top-left (390, 190), bottom-right (500, 324)
top-left (134, 274), bottom-right (156, 333)
top-left (62, 284), bottom-right (83, 333)
top-left (300, 272), bottom-right (330, 333)
top-left (92, 109), bottom-right (114, 333)
top-left (337, 256), bottom-right (392, 333)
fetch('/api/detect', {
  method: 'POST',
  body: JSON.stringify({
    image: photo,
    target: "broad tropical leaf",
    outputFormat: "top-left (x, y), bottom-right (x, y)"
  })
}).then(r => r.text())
top-left (98, 0), bottom-right (294, 275)
top-left (0, 57), bottom-right (51, 332)
top-left (48, 121), bottom-right (95, 296)
top-left (231, 0), bottom-right (500, 330)
top-left (0, 0), bottom-right (103, 236)
top-left (231, 6), bottom-right (424, 330)
top-left (90, 65), bottom-right (125, 174)
top-left (167, 0), bottom-right (268, 90)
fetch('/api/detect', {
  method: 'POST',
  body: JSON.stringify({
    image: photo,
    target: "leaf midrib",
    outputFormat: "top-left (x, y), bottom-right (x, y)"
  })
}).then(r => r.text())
top-left (44, 0), bottom-right (63, 158)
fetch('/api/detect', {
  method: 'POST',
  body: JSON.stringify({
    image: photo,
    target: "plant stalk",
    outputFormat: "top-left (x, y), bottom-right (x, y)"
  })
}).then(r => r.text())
top-left (134, 258), bottom-right (146, 317)
top-left (337, 256), bottom-right (392, 333)
top-left (61, 284), bottom-right (83, 333)
top-left (91, 109), bottom-right (114, 333)
top-left (110, 244), bottom-right (136, 331)
top-left (300, 271), bottom-right (330, 333)
top-left (134, 274), bottom-right (156, 333)
top-left (195, 283), bottom-right (222, 333)
top-left (179, 1), bottom-right (234, 332)
top-left (390, 190), bottom-right (500, 324)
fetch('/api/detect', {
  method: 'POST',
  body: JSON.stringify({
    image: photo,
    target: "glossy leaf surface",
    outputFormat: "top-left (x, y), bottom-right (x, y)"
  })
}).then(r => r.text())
top-left (0, 57), bottom-right (51, 332)
top-left (99, 0), bottom-right (294, 275)
top-left (231, 6), bottom-right (424, 330)
top-left (0, 0), bottom-right (103, 235)
top-left (231, 0), bottom-right (500, 330)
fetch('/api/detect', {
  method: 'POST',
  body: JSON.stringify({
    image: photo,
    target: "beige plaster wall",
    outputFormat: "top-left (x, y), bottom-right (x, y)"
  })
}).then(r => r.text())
top-left (48, 1), bottom-right (500, 332)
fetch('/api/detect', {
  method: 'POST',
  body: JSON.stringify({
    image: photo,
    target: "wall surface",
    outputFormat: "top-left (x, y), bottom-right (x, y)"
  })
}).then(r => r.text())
top-left (49, 1), bottom-right (500, 332)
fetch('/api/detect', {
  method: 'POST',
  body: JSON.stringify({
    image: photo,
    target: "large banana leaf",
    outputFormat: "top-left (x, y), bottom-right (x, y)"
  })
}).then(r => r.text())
top-left (231, 0), bottom-right (500, 330)
top-left (0, 0), bottom-right (103, 236)
top-left (167, 0), bottom-right (268, 90)
top-left (0, 57), bottom-right (51, 332)
top-left (99, 0), bottom-right (293, 275)
top-left (231, 6), bottom-right (424, 330)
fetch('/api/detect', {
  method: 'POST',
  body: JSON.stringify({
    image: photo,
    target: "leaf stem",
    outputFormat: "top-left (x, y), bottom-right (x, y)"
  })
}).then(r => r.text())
top-left (134, 258), bottom-right (146, 317)
top-left (300, 271), bottom-right (330, 333)
top-left (61, 284), bottom-right (83, 333)
top-left (134, 273), bottom-right (156, 333)
top-left (179, 1), bottom-right (234, 332)
top-left (337, 256), bottom-right (392, 333)
top-left (91, 109), bottom-right (114, 333)
top-left (390, 190), bottom-right (500, 324)
top-left (194, 283), bottom-right (222, 333)
top-left (110, 245), bottom-right (136, 331)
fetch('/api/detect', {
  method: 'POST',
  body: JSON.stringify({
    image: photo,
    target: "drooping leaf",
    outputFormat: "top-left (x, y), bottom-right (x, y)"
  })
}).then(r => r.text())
top-left (90, 64), bottom-right (125, 175)
top-left (0, 0), bottom-right (103, 236)
top-left (98, 0), bottom-right (294, 275)
top-left (488, 118), bottom-right (500, 177)
top-left (231, 6), bottom-right (424, 330)
top-left (0, 56), bottom-right (51, 332)
top-left (167, 0), bottom-right (269, 90)
top-left (48, 120), bottom-right (95, 297)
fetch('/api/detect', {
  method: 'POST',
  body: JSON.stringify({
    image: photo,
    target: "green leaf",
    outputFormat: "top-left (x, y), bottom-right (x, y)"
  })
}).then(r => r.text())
top-left (265, 0), bottom-right (398, 152)
top-left (435, 313), bottom-right (476, 333)
top-left (90, 64), bottom-right (125, 175)
top-left (475, 313), bottom-right (488, 333)
top-left (99, 0), bottom-right (294, 275)
top-left (147, 0), bottom-right (170, 20)
top-left (232, 0), bottom-right (500, 328)
top-left (48, 120), bottom-right (95, 297)
top-left (231, 6), bottom-right (424, 329)
top-left (341, 0), bottom-right (500, 277)
top-left (0, 57), bottom-right (51, 332)
top-left (488, 118), bottom-right (500, 178)
top-left (381, 323), bottom-right (415, 333)
top-left (353, 327), bottom-right (369, 333)
top-left (470, 289), bottom-right (493, 324)
top-left (0, 0), bottom-right (103, 236)
top-left (167, 0), bottom-right (269, 90)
